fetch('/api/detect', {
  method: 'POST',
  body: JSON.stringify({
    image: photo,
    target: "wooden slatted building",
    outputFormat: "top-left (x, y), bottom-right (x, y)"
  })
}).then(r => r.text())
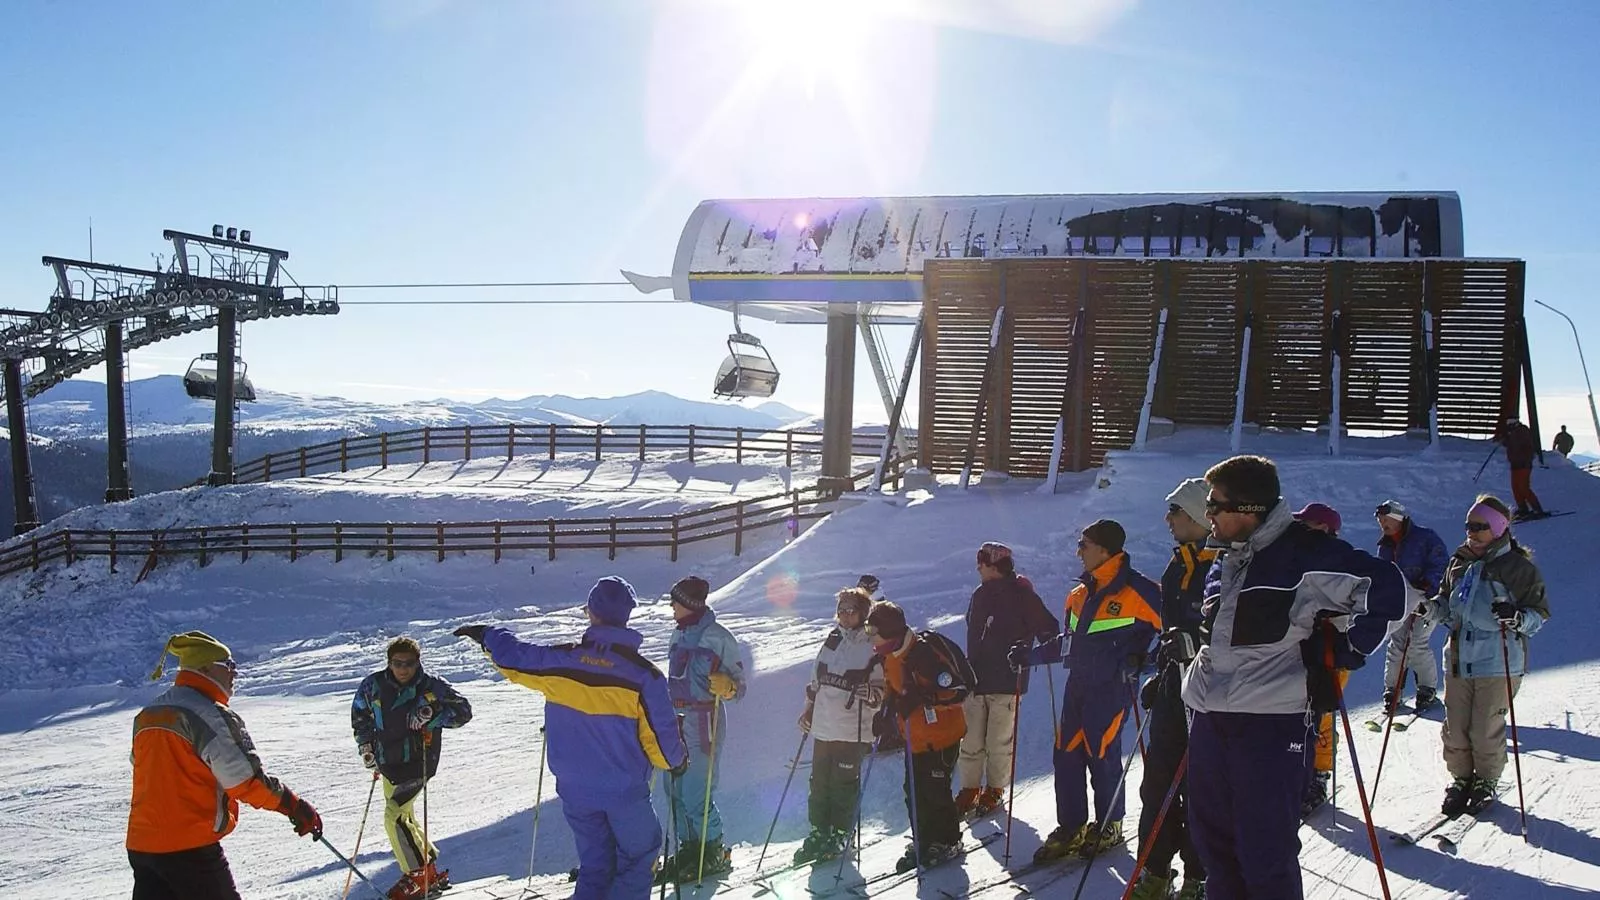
top-left (918, 257), bottom-right (1527, 477)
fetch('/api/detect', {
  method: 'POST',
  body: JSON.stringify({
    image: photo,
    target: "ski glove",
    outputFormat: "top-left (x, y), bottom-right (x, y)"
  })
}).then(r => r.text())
top-left (797, 707), bottom-right (813, 733)
top-left (1139, 674), bottom-right (1161, 711)
top-left (708, 671), bottom-right (738, 700)
top-left (1157, 628), bottom-right (1198, 667)
top-left (1006, 640), bottom-right (1036, 672)
top-left (279, 790), bottom-right (322, 839)
top-left (407, 704), bottom-right (434, 731)
top-left (358, 742), bottom-right (378, 771)
top-left (452, 624), bottom-right (488, 646)
top-left (1492, 600), bottom-right (1520, 626)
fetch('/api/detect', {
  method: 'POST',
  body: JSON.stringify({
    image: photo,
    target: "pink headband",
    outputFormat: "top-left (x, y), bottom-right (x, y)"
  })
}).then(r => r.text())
top-left (1470, 503), bottom-right (1508, 539)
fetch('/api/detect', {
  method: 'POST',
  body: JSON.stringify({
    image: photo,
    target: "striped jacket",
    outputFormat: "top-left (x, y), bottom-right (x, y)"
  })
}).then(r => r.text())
top-left (127, 671), bottom-right (298, 853)
top-left (484, 624), bottom-right (688, 795)
top-left (806, 624), bottom-right (884, 744)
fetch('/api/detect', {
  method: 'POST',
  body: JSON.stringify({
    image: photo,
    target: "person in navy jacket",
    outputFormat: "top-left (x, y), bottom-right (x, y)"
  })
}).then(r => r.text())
top-left (454, 577), bottom-right (688, 900)
top-left (1374, 499), bottom-right (1449, 712)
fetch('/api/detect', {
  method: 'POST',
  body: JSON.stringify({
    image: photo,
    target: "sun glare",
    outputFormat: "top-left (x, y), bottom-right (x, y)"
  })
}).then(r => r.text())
top-left (732, 0), bottom-right (874, 96)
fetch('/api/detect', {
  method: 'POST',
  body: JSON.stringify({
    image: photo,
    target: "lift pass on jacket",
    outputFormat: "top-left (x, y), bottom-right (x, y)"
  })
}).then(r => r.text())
top-left (924, 706), bottom-right (937, 725)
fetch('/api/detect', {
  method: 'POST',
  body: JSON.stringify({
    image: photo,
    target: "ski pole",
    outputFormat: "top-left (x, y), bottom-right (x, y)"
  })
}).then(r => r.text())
top-left (1371, 611), bottom-right (1417, 806)
top-left (341, 772), bottom-right (380, 900)
top-left (756, 731), bottom-right (810, 873)
top-left (421, 729), bottom-right (434, 897)
top-left (1474, 443), bottom-right (1499, 483)
top-left (319, 834), bottom-right (387, 900)
top-left (696, 698), bottom-right (721, 884)
top-left (901, 713), bottom-right (923, 875)
top-left (1128, 682), bottom-right (1148, 766)
top-left (1120, 749), bottom-right (1189, 900)
top-left (1327, 622), bottom-right (1393, 900)
top-left (1499, 623), bottom-right (1529, 841)
top-left (521, 727), bottom-right (547, 898)
top-left (1046, 661), bottom-right (1062, 749)
top-left (1003, 670), bottom-right (1023, 864)
top-left (664, 744), bottom-right (683, 900)
top-left (1069, 701), bottom-right (1154, 900)
top-left (836, 732), bottom-right (881, 884)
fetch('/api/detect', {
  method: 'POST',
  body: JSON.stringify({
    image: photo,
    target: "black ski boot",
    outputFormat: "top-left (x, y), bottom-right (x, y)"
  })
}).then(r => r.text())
top-left (1441, 777), bottom-right (1473, 816)
top-left (1301, 771), bottom-right (1331, 819)
top-left (1463, 778), bottom-right (1496, 815)
top-left (1414, 686), bottom-right (1438, 712)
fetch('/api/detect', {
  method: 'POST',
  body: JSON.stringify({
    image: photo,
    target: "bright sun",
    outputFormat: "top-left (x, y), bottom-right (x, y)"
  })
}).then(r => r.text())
top-left (729, 0), bottom-right (878, 97)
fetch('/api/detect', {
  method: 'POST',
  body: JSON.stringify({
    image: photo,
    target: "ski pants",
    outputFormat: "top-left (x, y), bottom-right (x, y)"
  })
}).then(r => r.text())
top-left (1510, 467), bottom-right (1541, 513)
top-left (958, 692), bottom-right (1018, 791)
top-left (1314, 670), bottom-right (1350, 773)
top-left (903, 743), bottom-right (961, 848)
top-left (383, 775), bottom-right (437, 873)
top-left (1187, 710), bottom-right (1312, 900)
top-left (128, 843), bottom-right (242, 900)
top-left (562, 785), bottom-right (663, 900)
top-left (1053, 675), bottom-right (1130, 832)
top-left (1383, 610), bottom-right (1438, 697)
top-left (669, 703), bottom-right (725, 844)
top-left (809, 740), bottom-right (869, 833)
top-left (1137, 687), bottom-right (1204, 882)
top-left (1442, 673), bottom-right (1521, 784)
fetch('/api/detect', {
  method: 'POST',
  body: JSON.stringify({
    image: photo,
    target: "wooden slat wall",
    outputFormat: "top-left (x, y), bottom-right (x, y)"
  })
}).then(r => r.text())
top-left (920, 258), bottom-right (1525, 474)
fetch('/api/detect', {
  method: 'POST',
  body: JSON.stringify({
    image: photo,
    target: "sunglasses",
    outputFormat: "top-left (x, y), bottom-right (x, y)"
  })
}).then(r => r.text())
top-left (214, 659), bottom-right (237, 674)
top-left (1167, 504), bottom-right (1184, 515)
top-left (1205, 497), bottom-right (1269, 515)
top-left (1464, 521), bottom-right (1491, 533)
top-left (1375, 504), bottom-right (1397, 517)
top-left (389, 657), bottom-right (420, 669)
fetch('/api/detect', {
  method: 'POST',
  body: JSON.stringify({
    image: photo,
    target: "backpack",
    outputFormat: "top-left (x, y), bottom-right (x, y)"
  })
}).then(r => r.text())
top-left (916, 629), bottom-right (976, 705)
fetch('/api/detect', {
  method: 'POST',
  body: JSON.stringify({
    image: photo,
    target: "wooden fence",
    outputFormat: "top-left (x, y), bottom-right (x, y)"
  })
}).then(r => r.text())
top-left (230, 424), bottom-right (898, 484)
top-left (1, 455), bottom-right (914, 580)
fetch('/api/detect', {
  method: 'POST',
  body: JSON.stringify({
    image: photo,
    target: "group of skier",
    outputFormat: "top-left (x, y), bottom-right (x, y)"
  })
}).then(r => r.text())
top-left (124, 450), bottom-right (1552, 900)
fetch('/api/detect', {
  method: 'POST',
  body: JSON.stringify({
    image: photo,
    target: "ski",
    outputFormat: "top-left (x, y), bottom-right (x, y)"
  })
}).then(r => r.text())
top-left (1393, 810), bottom-right (1457, 845)
top-left (1512, 510), bottom-right (1574, 522)
top-left (1390, 711), bottom-right (1423, 732)
top-left (1433, 810), bottom-right (1486, 849)
top-left (851, 831), bottom-right (1002, 896)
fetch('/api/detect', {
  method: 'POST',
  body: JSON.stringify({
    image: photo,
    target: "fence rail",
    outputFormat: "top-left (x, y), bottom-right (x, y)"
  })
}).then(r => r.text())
top-left (3, 454), bottom-right (914, 580)
top-left (228, 424), bottom-right (905, 485)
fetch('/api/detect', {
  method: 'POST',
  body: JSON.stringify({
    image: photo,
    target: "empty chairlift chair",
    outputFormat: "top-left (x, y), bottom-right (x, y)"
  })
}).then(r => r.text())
top-left (183, 353), bottom-right (257, 402)
top-left (713, 331), bottom-right (780, 399)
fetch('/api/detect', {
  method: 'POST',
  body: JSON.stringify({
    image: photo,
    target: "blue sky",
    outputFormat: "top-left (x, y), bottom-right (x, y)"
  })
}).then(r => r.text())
top-left (2, 1), bottom-right (1598, 451)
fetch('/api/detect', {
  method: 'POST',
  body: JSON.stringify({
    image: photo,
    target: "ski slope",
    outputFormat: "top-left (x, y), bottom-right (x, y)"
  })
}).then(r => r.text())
top-left (0, 433), bottom-right (1597, 899)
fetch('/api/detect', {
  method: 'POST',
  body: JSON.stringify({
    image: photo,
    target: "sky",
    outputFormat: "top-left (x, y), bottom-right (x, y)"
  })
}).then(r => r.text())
top-left (2, 0), bottom-right (1599, 453)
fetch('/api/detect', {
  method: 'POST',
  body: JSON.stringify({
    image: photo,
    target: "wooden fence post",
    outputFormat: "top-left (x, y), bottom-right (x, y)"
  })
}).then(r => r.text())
top-left (547, 518), bottom-right (556, 561)
top-left (241, 524), bottom-right (250, 563)
top-left (290, 524), bottom-right (299, 562)
top-left (689, 424), bottom-right (696, 462)
top-left (548, 424), bottom-right (556, 460)
top-left (386, 524), bottom-right (395, 562)
top-left (30, 537), bottom-right (39, 571)
top-left (263, 454), bottom-right (273, 481)
top-left (299, 447), bottom-right (308, 477)
top-left (608, 516), bottom-right (618, 561)
top-left (198, 529), bottom-right (208, 567)
top-left (339, 437), bottom-right (349, 473)
top-left (737, 427), bottom-right (746, 464)
top-left (734, 500), bottom-right (744, 556)
top-left (638, 424), bottom-right (647, 461)
top-left (493, 522), bottom-right (503, 563)
top-left (110, 532), bottom-right (117, 572)
top-left (436, 522), bottom-right (445, 563)
top-left (594, 426), bottom-right (603, 461)
top-left (507, 425), bottom-right (515, 460)
top-left (334, 522), bottom-right (344, 563)
top-left (423, 427), bottom-right (432, 464)
top-left (786, 431), bottom-right (794, 468)
top-left (671, 514), bottom-right (680, 563)
top-left (381, 433), bottom-right (389, 468)
top-left (464, 425), bottom-right (473, 461)
top-left (65, 531), bottom-right (75, 565)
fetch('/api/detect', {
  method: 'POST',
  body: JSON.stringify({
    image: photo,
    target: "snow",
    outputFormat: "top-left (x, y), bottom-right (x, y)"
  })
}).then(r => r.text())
top-left (1, 428), bottom-right (1598, 899)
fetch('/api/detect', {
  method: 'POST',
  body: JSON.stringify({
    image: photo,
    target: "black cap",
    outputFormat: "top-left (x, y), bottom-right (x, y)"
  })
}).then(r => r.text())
top-left (866, 601), bottom-right (908, 641)
top-left (1082, 519), bottom-right (1126, 555)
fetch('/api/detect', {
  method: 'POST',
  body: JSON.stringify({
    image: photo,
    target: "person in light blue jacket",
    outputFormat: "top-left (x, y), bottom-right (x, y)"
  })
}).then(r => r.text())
top-left (1418, 494), bottom-right (1549, 818)
top-left (659, 576), bottom-right (747, 885)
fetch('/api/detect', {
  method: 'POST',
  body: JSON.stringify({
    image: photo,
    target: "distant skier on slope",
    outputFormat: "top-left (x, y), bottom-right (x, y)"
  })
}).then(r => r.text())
top-left (453, 576), bottom-right (689, 900)
top-left (958, 542), bottom-right (1059, 820)
top-left (128, 632), bottom-right (323, 900)
top-left (1182, 455), bottom-right (1404, 900)
top-left (793, 586), bottom-right (884, 864)
top-left (350, 636), bottom-right (473, 899)
top-left (1553, 425), bottom-right (1575, 458)
top-left (1129, 480), bottom-right (1215, 900)
top-left (1374, 500), bottom-right (1449, 714)
top-left (1416, 495), bottom-right (1549, 817)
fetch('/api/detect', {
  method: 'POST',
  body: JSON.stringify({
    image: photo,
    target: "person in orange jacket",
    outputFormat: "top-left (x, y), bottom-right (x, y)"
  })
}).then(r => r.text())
top-left (128, 631), bottom-right (322, 900)
top-left (867, 601), bottom-right (969, 873)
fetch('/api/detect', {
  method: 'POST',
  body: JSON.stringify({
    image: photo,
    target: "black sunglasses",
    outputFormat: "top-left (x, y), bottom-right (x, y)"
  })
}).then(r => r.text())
top-left (389, 657), bottom-right (420, 669)
top-left (1464, 521), bottom-right (1491, 533)
top-left (1204, 496), bottom-right (1269, 515)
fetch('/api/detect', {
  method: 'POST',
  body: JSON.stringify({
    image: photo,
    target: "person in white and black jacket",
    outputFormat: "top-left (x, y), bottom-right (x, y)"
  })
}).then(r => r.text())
top-left (795, 587), bottom-right (885, 864)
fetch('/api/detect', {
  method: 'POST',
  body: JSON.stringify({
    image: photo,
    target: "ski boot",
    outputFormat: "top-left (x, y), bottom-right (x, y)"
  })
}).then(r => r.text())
top-left (386, 862), bottom-right (449, 900)
top-left (894, 840), bottom-right (958, 873)
top-left (954, 787), bottom-right (981, 818)
top-left (1381, 689), bottom-right (1397, 714)
top-left (671, 839), bottom-right (733, 883)
top-left (1079, 819), bottom-right (1124, 857)
top-left (792, 828), bottom-right (838, 865)
top-left (1032, 822), bottom-right (1093, 864)
top-left (1301, 771), bottom-right (1331, 819)
top-left (973, 786), bottom-right (1005, 817)
top-left (1128, 869), bottom-right (1173, 899)
top-left (1414, 686), bottom-right (1438, 712)
top-left (1463, 778), bottom-right (1496, 815)
top-left (1441, 776), bottom-right (1473, 816)
top-left (1175, 874), bottom-right (1206, 899)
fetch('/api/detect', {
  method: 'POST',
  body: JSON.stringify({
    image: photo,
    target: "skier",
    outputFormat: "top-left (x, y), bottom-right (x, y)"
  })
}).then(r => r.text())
top-left (1417, 495), bottom-right (1549, 816)
top-left (793, 586), bottom-right (884, 864)
top-left (1183, 455), bottom-right (1405, 899)
top-left (1129, 480), bottom-right (1215, 900)
top-left (1012, 519), bottom-right (1162, 864)
top-left (866, 600), bottom-right (969, 873)
top-left (1498, 417), bottom-right (1546, 518)
top-left (1374, 500), bottom-right (1448, 715)
top-left (1553, 425), bottom-right (1575, 458)
top-left (350, 637), bottom-right (474, 899)
top-left (128, 632), bottom-right (323, 900)
top-left (661, 575), bottom-right (747, 883)
top-left (957, 541), bottom-right (1059, 820)
top-left (452, 576), bottom-right (689, 900)
top-left (1289, 502), bottom-right (1347, 819)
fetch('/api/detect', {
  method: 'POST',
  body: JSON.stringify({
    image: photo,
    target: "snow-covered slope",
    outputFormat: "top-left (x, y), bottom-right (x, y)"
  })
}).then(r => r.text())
top-left (1, 431), bottom-right (1597, 899)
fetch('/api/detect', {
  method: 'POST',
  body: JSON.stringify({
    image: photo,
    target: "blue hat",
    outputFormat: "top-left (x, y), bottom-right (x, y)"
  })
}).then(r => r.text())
top-left (588, 576), bottom-right (637, 626)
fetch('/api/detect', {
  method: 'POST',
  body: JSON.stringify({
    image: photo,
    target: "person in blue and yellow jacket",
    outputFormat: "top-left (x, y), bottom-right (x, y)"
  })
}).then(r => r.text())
top-left (660, 575), bottom-right (748, 884)
top-left (1012, 519), bottom-right (1162, 864)
top-left (350, 636), bottom-right (473, 899)
top-left (454, 576), bottom-right (689, 900)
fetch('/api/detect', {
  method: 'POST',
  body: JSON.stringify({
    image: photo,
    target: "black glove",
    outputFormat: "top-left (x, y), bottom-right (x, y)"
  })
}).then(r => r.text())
top-left (407, 704), bottom-right (434, 731)
top-left (453, 624), bottom-right (488, 646)
top-left (1007, 641), bottom-right (1033, 672)
top-left (895, 691), bottom-right (924, 719)
top-left (670, 756), bottom-right (690, 777)
top-left (1492, 600), bottom-right (1519, 626)
top-left (358, 742), bottom-right (377, 771)
top-left (1157, 628), bottom-right (1198, 667)
top-left (1139, 675), bottom-right (1160, 711)
top-left (280, 790), bottom-right (322, 839)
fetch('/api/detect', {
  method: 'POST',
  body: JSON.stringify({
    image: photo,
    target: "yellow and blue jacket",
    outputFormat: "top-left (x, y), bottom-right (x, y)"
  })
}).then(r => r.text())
top-left (484, 624), bottom-right (689, 794)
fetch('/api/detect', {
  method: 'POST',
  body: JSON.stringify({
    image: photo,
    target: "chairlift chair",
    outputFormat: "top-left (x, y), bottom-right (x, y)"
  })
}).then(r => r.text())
top-left (183, 352), bottom-right (257, 402)
top-left (712, 331), bottom-right (780, 399)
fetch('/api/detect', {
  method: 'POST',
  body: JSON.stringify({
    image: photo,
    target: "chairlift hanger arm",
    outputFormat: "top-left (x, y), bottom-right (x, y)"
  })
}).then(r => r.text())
top-left (162, 229), bottom-right (288, 260)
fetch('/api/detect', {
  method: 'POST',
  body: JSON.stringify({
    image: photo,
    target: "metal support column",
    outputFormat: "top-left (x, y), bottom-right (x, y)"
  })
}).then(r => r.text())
top-left (4, 359), bottom-right (40, 534)
top-left (105, 320), bottom-right (132, 501)
top-left (819, 310), bottom-right (857, 494)
top-left (207, 304), bottom-right (238, 486)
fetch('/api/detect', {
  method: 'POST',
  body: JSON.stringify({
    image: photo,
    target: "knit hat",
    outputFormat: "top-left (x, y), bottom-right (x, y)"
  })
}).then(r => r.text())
top-left (856, 574), bottom-right (881, 595)
top-left (668, 576), bottom-right (711, 612)
top-left (976, 542), bottom-right (1013, 566)
top-left (150, 631), bottom-right (232, 682)
top-left (1165, 478), bottom-right (1210, 526)
top-left (587, 576), bottom-right (638, 626)
top-left (865, 601), bottom-right (908, 642)
top-left (1293, 502), bottom-right (1344, 535)
top-left (1081, 519), bottom-right (1126, 555)
top-left (1375, 499), bottom-right (1408, 522)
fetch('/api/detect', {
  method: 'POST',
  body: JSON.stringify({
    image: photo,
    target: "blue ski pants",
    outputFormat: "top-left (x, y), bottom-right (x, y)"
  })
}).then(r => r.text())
top-left (1053, 676), bottom-right (1131, 832)
top-left (562, 785), bottom-right (663, 900)
top-left (668, 704), bottom-right (725, 843)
